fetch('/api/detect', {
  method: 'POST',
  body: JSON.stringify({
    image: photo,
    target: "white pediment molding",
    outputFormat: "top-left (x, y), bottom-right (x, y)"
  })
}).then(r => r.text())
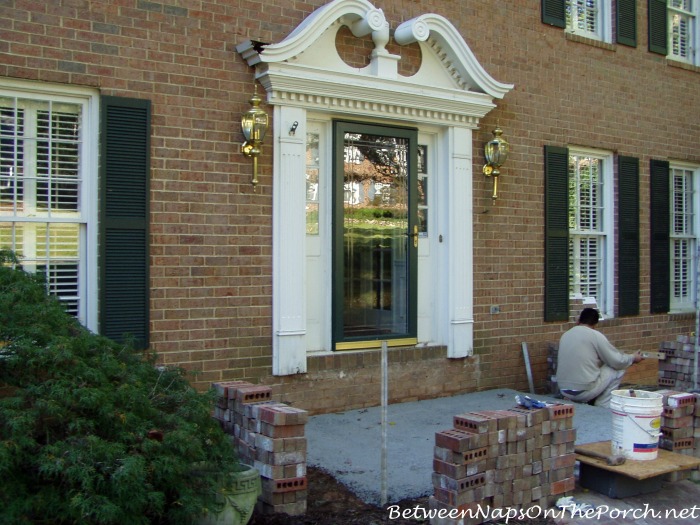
top-left (238, 0), bottom-right (390, 66)
top-left (236, 0), bottom-right (513, 125)
top-left (394, 14), bottom-right (512, 99)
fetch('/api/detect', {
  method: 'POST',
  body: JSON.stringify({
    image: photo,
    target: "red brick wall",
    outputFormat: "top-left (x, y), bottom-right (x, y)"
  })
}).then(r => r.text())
top-left (2, 1), bottom-right (698, 414)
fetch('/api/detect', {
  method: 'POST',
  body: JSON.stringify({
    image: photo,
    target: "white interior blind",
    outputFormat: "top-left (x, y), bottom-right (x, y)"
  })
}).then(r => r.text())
top-left (569, 153), bottom-right (605, 303)
top-left (0, 96), bottom-right (83, 315)
top-left (671, 168), bottom-right (695, 309)
top-left (567, 0), bottom-right (600, 36)
top-left (669, 0), bottom-right (694, 61)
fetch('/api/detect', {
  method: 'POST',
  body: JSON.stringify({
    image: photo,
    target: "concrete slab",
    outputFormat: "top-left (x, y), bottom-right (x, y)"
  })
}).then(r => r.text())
top-left (306, 388), bottom-right (609, 505)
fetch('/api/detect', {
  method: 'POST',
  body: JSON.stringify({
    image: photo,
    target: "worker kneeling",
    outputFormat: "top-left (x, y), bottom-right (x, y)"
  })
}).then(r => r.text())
top-left (557, 307), bottom-right (642, 408)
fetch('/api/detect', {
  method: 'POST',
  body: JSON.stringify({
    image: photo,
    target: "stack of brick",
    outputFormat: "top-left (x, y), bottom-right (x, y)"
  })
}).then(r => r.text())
top-left (655, 389), bottom-right (700, 482)
top-left (212, 381), bottom-right (308, 516)
top-left (656, 334), bottom-right (700, 479)
top-left (429, 404), bottom-right (576, 525)
top-left (658, 390), bottom-right (696, 457)
top-left (658, 335), bottom-right (697, 391)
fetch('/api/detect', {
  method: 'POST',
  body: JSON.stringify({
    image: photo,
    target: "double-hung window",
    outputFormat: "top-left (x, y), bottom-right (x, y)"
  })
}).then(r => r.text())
top-left (669, 0), bottom-right (697, 62)
top-left (568, 151), bottom-right (613, 314)
top-left (670, 166), bottom-right (697, 311)
top-left (544, 146), bottom-right (615, 321)
top-left (1, 79), bottom-right (151, 347)
top-left (651, 160), bottom-right (700, 314)
top-left (649, 0), bottom-right (699, 65)
top-left (542, 0), bottom-right (618, 43)
top-left (0, 83), bottom-right (98, 328)
top-left (567, 0), bottom-right (604, 39)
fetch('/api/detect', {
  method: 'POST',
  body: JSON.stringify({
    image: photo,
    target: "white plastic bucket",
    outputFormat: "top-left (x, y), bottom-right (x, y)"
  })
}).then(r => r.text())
top-left (610, 389), bottom-right (663, 461)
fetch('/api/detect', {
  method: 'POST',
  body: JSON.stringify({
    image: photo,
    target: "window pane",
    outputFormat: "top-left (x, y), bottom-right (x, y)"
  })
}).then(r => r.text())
top-left (670, 0), bottom-right (692, 11)
top-left (567, 0), bottom-right (599, 34)
top-left (669, 0), bottom-right (694, 60)
top-left (672, 170), bottom-right (693, 235)
top-left (569, 154), bottom-right (602, 232)
top-left (569, 235), bottom-right (601, 298)
top-left (417, 145), bottom-right (428, 235)
top-left (0, 103), bottom-right (25, 213)
top-left (36, 105), bottom-right (81, 213)
top-left (341, 130), bottom-right (411, 339)
top-left (0, 221), bottom-right (80, 314)
top-left (673, 239), bottom-right (692, 300)
top-left (671, 13), bottom-right (690, 58)
top-left (1, 99), bottom-right (81, 218)
top-left (306, 131), bottom-right (320, 235)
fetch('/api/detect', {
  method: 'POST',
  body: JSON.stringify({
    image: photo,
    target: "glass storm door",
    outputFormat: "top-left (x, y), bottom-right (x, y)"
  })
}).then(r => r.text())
top-left (332, 121), bottom-right (418, 349)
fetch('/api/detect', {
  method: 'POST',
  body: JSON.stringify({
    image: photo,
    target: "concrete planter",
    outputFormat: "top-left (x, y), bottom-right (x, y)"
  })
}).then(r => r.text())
top-left (196, 463), bottom-right (261, 525)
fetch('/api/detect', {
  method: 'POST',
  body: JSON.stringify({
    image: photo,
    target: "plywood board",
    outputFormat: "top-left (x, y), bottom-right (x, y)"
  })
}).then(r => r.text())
top-left (575, 441), bottom-right (700, 480)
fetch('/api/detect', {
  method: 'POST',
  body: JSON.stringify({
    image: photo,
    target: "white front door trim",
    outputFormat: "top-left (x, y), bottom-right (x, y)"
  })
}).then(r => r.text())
top-left (237, 0), bottom-right (513, 375)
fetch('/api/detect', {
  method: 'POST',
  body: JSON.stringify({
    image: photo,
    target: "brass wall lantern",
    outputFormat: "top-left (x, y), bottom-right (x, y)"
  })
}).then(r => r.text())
top-left (482, 126), bottom-right (510, 201)
top-left (240, 89), bottom-right (269, 191)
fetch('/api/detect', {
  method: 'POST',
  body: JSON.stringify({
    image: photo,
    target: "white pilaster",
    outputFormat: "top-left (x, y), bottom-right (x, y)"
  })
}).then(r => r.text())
top-left (272, 105), bottom-right (308, 375)
top-left (445, 126), bottom-right (474, 358)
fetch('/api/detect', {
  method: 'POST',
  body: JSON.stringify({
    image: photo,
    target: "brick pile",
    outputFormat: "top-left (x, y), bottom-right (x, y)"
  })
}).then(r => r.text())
top-left (656, 335), bottom-right (700, 480)
top-left (212, 381), bottom-right (308, 516)
top-left (429, 404), bottom-right (576, 525)
top-left (653, 389), bottom-right (700, 482)
top-left (658, 335), bottom-right (698, 391)
top-left (658, 390), bottom-right (696, 455)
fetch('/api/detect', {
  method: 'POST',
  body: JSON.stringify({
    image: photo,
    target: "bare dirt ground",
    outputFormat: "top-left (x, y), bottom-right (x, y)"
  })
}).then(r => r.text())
top-left (249, 467), bottom-right (555, 525)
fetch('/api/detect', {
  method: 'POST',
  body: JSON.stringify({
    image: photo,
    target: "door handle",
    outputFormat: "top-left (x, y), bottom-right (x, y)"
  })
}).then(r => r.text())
top-left (409, 225), bottom-right (418, 248)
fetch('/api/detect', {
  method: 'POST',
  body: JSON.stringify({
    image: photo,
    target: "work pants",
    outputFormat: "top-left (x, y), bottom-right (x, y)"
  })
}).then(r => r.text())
top-left (560, 366), bottom-right (625, 408)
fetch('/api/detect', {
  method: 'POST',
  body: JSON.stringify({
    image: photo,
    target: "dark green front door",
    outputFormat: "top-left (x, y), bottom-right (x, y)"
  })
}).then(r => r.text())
top-left (332, 121), bottom-right (418, 350)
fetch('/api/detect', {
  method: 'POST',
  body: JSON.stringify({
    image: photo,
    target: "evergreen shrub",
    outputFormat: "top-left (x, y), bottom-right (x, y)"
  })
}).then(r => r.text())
top-left (0, 250), bottom-right (239, 524)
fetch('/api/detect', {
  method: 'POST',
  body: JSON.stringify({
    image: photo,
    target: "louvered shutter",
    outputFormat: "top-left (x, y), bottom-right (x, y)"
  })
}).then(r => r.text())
top-left (618, 156), bottom-right (639, 316)
top-left (542, 0), bottom-right (566, 28)
top-left (545, 146), bottom-right (570, 322)
top-left (617, 0), bottom-right (637, 47)
top-left (99, 96), bottom-right (151, 348)
top-left (648, 0), bottom-right (668, 55)
top-left (650, 159), bottom-right (670, 314)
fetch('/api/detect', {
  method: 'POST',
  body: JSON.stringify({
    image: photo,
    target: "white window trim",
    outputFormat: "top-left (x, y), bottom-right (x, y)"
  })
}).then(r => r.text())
top-left (669, 162), bottom-right (700, 313)
top-left (565, 0), bottom-right (613, 43)
top-left (568, 147), bottom-right (614, 318)
top-left (0, 78), bottom-right (99, 332)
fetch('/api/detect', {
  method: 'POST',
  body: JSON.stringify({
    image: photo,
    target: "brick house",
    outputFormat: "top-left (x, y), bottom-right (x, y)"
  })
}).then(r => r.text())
top-left (1, 0), bottom-right (699, 414)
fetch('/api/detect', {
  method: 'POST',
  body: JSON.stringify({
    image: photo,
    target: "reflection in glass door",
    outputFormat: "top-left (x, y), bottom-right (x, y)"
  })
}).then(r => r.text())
top-left (332, 121), bottom-right (417, 349)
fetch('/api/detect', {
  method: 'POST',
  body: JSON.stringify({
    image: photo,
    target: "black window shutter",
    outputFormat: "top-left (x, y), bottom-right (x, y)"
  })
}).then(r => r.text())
top-left (649, 159), bottom-right (670, 314)
top-left (542, 0), bottom-right (566, 28)
top-left (648, 0), bottom-right (668, 55)
top-left (616, 0), bottom-right (637, 47)
top-left (618, 156), bottom-right (639, 316)
top-left (100, 96), bottom-right (151, 349)
top-left (545, 146), bottom-right (570, 322)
